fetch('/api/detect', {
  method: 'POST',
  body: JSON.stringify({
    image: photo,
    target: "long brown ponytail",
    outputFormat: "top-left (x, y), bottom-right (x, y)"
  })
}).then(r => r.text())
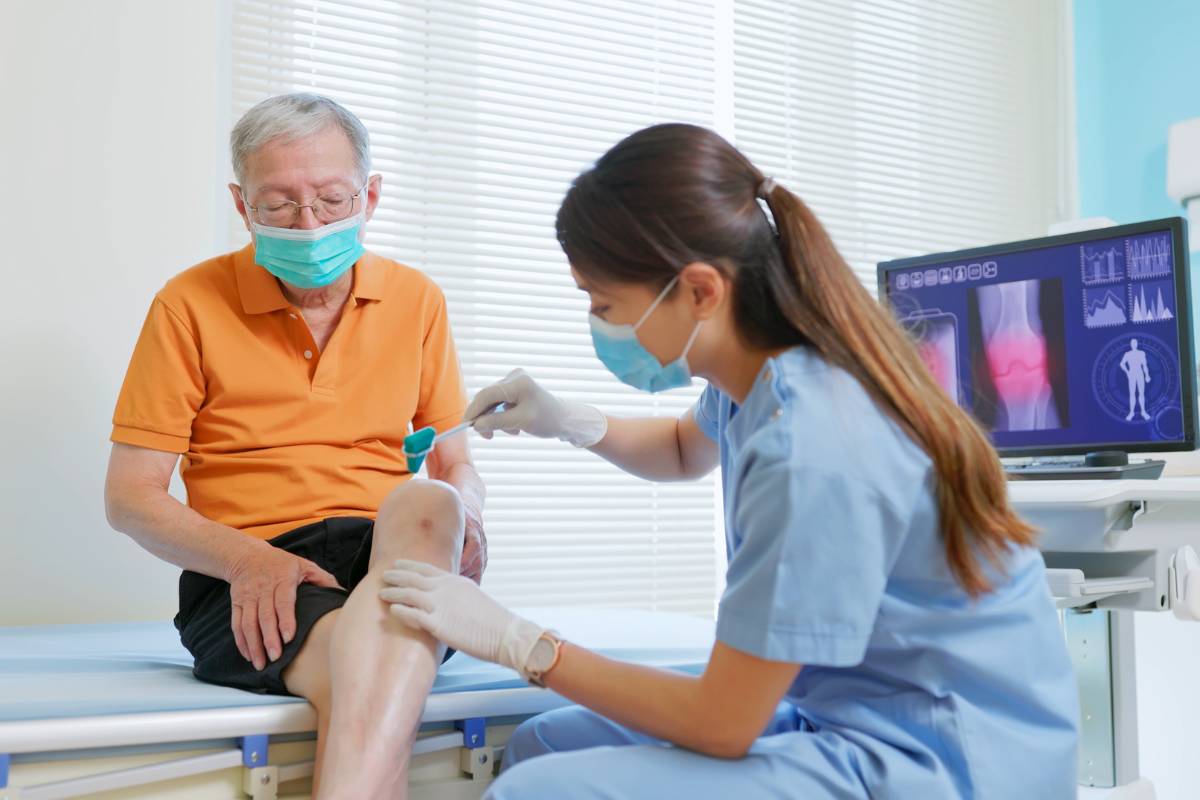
top-left (556, 123), bottom-right (1034, 596)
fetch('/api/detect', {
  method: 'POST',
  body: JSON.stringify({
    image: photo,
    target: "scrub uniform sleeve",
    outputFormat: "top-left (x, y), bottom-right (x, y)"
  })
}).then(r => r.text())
top-left (691, 383), bottom-right (721, 442)
top-left (111, 297), bottom-right (205, 454)
top-left (716, 457), bottom-right (899, 666)
top-left (412, 288), bottom-right (468, 434)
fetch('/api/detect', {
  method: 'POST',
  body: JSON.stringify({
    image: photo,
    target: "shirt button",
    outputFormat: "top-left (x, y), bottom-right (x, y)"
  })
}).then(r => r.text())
top-left (303, 349), bottom-right (313, 360)
top-left (772, 408), bottom-right (783, 420)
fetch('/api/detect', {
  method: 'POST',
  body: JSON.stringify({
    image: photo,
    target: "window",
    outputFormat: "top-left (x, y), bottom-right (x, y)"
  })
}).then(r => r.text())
top-left (733, 0), bottom-right (1066, 285)
top-left (229, 0), bottom-right (1064, 615)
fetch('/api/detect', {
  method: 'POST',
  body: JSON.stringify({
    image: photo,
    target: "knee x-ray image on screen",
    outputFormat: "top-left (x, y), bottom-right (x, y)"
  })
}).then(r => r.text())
top-left (968, 278), bottom-right (1070, 433)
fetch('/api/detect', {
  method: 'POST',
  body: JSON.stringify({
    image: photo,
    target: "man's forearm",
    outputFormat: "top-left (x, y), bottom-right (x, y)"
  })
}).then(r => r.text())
top-left (440, 461), bottom-right (485, 520)
top-left (106, 484), bottom-right (265, 581)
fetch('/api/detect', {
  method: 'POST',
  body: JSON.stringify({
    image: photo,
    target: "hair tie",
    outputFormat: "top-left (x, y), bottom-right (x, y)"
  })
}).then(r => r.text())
top-left (754, 177), bottom-right (780, 237)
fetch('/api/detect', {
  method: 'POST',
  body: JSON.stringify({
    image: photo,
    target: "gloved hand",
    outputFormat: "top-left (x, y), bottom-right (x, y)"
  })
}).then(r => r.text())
top-left (465, 368), bottom-right (607, 448)
top-left (381, 559), bottom-right (546, 679)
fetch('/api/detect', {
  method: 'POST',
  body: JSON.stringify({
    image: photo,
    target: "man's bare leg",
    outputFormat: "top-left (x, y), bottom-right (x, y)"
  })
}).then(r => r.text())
top-left (282, 479), bottom-right (464, 798)
top-left (281, 611), bottom-right (337, 795)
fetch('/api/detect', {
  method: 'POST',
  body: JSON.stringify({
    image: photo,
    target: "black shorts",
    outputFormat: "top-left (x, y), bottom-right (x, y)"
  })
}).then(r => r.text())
top-left (174, 516), bottom-right (452, 696)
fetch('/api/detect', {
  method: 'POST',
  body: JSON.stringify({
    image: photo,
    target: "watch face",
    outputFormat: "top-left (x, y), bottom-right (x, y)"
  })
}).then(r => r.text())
top-left (528, 637), bottom-right (557, 673)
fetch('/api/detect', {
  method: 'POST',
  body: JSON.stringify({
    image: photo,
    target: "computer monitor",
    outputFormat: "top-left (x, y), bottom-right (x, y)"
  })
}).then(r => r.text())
top-left (877, 217), bottom-right (1197, 458)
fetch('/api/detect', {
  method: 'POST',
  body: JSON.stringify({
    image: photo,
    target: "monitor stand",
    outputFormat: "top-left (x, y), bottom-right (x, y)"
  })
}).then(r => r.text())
top-left (1004, 451), bottom-right (1166, 481)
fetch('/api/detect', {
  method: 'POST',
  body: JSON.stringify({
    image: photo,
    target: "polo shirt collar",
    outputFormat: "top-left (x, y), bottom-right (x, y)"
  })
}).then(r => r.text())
top-left (235, 244), bottom-right (385, 314)
top-left (235, 244), bottom-right (289, 315)
top-left (351, 251), bottom-right (386, 301)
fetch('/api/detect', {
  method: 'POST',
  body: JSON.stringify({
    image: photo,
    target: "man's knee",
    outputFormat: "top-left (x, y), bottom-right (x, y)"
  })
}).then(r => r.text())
top-left (374, 479), bottom-right (464, 557)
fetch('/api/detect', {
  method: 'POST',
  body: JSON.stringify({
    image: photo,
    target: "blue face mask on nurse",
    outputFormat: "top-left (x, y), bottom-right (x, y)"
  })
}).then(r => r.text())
top-left (588, 274), bottom-right (703, 393)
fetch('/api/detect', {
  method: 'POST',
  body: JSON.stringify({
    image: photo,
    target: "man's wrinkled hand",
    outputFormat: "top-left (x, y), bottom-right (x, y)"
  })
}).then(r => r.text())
top-left (227, 545), bottom-right (341, 671)
top-left (459, 505), bottom-right (487, 583)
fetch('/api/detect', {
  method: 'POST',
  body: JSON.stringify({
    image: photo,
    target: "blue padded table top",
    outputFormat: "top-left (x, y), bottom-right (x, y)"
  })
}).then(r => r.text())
top-left (0, 607), bottom-right (714, 723)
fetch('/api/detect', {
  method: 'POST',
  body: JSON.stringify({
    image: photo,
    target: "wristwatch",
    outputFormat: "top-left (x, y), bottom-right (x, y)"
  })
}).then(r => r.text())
top-left (525, 630), bottom-right (564, 687)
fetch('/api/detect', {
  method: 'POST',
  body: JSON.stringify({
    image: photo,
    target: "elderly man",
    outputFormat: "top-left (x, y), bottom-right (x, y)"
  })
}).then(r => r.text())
top-left (104, 93), bottom-right (484, 799)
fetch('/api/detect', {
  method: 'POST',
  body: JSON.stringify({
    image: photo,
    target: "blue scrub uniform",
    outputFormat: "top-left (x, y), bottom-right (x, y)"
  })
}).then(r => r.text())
top-left (487, 347), bottom-right (1079, 800)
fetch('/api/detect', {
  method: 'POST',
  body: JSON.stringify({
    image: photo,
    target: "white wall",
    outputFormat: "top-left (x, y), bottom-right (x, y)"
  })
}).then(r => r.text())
top-left (0, 1), bottom-right (229, 624)
top-left (1134, 611), bottom-right (1199, 799)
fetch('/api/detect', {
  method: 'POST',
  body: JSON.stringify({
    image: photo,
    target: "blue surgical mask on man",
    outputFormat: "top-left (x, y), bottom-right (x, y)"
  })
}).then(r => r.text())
top-left (589, 275), bottom-right (703, 393)
top-left (251, 212), bottom-right (366, 289)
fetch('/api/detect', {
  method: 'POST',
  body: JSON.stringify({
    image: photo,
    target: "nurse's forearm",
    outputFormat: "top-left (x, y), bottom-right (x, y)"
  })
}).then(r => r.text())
top-left (588, 417), bottom-right (691, 481)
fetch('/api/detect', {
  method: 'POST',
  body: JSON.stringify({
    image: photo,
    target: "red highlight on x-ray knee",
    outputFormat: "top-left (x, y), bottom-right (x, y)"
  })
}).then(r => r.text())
top-left (985, 331), bottom-right (1049, 402)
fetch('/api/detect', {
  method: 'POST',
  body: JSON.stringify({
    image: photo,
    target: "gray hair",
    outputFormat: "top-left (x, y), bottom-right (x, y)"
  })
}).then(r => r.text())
top-left (230, 93), bottom-right (371, 186)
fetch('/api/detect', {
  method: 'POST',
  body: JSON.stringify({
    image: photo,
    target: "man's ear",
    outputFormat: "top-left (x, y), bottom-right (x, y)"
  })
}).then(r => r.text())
top-left (228, 183), bottom-right (251, 233)
top-left (363, 174), bottom-right (383, 222)
top-left (678, 261), bottom-right (727, 320)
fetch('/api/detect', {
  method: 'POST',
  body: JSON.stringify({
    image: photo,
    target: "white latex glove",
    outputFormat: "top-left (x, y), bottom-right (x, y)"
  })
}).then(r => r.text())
top-left (466, 368), bottom-right (607, 448)
top-left (381, 559), bottom-right (546, 679)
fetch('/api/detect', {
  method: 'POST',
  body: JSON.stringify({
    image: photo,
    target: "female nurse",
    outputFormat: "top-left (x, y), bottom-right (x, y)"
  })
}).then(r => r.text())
top-left (380, 123), bottom-right (1079, 799)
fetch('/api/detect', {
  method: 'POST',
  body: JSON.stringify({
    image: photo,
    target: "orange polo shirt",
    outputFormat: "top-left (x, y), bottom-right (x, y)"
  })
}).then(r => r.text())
top-left (111, 244), bottom-right (467, 540)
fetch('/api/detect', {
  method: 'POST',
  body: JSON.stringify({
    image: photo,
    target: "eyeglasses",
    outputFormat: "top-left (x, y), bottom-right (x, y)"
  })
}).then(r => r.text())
top-left (242, 182), bottom-right (368, 227)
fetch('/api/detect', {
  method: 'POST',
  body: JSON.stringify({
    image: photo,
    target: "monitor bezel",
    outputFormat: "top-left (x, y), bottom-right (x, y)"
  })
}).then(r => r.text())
top-left (876, 216), bottom-right (1196, 458)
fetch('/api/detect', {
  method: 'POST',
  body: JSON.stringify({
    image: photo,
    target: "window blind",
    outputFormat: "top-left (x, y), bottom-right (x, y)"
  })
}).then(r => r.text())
top-left (733, 0), bottom-right (1064, 286)
top-left (227, 0), bottom-right (1064, 616)
top-left (230, 0), bottom-right (721, 614)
